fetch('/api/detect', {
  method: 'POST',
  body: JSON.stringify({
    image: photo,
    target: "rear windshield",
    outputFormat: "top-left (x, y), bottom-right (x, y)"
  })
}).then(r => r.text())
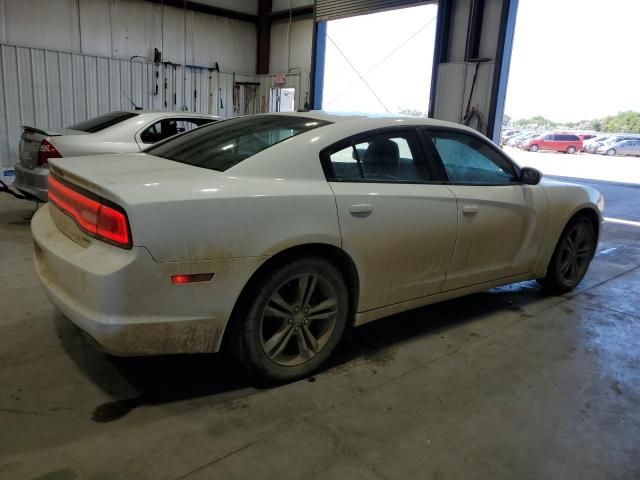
top-left (146, 115), bottom-right (330, 172)
top-left (68, 111), bottom-right (139, 133)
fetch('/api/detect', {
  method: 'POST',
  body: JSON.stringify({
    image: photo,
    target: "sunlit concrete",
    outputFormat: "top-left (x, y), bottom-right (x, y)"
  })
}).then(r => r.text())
top-left (1, 189), bottom-right (639, 479)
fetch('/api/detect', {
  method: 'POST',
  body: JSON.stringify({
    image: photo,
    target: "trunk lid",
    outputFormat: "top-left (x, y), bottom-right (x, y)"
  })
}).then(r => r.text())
top-left (19, 126), bottom-right (86, 168)
top-left (48, 153), bottom-right (222, 204)
top-left (48, 153), bottom-right (227, 253)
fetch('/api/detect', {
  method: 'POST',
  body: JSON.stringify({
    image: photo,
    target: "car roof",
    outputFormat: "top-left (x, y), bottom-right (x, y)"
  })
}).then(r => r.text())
top-left (257, 110), bottom-right (484, 135)
top-left (124, 110), bottom-right (220, 119)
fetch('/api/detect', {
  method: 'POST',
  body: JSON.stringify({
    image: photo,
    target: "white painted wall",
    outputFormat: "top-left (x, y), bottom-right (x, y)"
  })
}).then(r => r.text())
top-left (269, 17), bottom-right (313, 109)
top-left (431, 0), bottom-right (506, 138)
top-left (0, 0), bottom-right (256, 72)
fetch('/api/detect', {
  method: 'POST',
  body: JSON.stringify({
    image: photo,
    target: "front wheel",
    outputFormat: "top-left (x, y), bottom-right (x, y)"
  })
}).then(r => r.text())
top-left (566, 146), bottom-right (577, 154)
top-left (607, 148), bottom-right (616, 156)
top-left (230, 257), bottom-right (349, 382)
top-left (529, 144), bottom-right (540, 152)
top-left (538, 217), bottom-right (596, 293)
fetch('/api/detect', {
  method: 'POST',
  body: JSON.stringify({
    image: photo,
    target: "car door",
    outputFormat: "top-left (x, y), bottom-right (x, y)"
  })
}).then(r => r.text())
top-left (424, 128), bottom-right (548, 291)
top-left (323, 128), bottom-right (458, 312)
top-left (540, 134), bottom-right (554, 150)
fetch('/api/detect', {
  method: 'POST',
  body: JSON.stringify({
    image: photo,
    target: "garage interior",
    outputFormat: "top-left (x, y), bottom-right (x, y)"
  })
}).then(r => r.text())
top-left (1, 0), bottom-right (639, 479)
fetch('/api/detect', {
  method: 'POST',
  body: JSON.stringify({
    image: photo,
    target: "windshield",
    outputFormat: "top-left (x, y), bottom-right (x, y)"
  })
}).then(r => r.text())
top-left (146, 115), bottom-right (330, 172)
top-left (68, 111), bottom-right (139, 133)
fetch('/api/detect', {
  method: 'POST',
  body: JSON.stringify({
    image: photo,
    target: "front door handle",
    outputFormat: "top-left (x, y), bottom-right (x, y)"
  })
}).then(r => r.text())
top-left (349, 204), bottom-right (373, 216)
top-left (462, 205), bottom-right (479, 215)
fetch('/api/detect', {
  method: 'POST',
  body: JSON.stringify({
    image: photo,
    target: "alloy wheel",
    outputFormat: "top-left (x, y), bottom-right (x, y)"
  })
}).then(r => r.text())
top-left (260, 273), bottom-right (338, 367)
top-left (558, 223), bottom-right (593, 285)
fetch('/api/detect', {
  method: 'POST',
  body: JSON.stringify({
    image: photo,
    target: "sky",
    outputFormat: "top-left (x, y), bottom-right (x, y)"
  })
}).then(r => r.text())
top-left (505, 0), bottom-right (640, 122)
top-left (322, 0), bottom-right (640, 123)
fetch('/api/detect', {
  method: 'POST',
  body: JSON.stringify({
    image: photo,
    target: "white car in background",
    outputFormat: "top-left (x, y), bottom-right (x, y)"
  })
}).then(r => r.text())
top-left (15, 111), bottom-right (219, 201)
top-left (31, 112), bottom-right (604, 382)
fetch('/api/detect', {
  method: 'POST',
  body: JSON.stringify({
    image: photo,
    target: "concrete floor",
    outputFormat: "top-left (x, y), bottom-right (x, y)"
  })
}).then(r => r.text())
top-left (1, 181), bottom-right (639, 480)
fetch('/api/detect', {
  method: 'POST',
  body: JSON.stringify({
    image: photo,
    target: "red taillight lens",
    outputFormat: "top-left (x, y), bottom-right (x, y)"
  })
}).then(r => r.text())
top-left (38, 139), bottom-right (62, 166)
top-left (171, 273), bottom-right (214, 285)
top-left (96, 203), bottom-right (130, 246)
top-left (48, 176), bottom-right (131, 249)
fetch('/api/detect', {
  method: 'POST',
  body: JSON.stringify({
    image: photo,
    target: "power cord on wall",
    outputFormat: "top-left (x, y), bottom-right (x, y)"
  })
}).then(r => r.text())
top-left (462, 58), bottom-right (492, 131)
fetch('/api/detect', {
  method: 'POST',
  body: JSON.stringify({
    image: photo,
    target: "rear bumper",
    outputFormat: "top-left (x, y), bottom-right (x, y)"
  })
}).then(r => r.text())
top-left (15, 164), bottom-right (48, 202)
top-left (32, 204), bottom-right (262, 355)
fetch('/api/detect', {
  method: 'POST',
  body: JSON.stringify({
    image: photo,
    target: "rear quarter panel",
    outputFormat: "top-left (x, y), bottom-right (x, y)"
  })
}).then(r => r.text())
top-left (123, 177), bottom-right (341, 263)
top-left (51, 133), bottom-right (141, 157)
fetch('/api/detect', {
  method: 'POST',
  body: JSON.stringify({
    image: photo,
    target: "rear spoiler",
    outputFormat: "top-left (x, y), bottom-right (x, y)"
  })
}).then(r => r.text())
top-left (22, 125), bottom-right (62, 136)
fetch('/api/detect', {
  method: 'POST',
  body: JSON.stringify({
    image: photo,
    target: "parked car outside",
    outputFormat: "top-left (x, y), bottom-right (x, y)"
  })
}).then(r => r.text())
top-left (596, 138), bottom-right (640, 156)
top-left (591, 135), bottom-right (640, 155)
top-left (32, 112), bottom-right (604, 381)
top-left (513, 132), bottom-right (540, 148)
top-left (521, 133), bottom-right (583, 154)
top-left (577, 134), bottom-right (597, 141)
top-left (15, 111), bottom-right (219, 201)
top-left (505, 132), bottom-right (531, 147)
top-left (500, 129), bottom-right (520, 145)
top-left (583, 135), bottom-right (610, 153)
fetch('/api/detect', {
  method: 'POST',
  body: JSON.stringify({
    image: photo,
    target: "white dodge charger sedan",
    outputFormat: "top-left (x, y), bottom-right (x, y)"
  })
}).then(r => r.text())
top-left (31, 112), bottom-right (604, 381)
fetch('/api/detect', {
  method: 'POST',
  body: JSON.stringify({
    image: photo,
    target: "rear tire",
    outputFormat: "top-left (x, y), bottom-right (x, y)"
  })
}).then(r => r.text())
top-left (230, 257), bottom-right (349, 383)
top-left (529, 144), bottom-right (540, 152)
top-left (537, 216), bottom-right (596, 293)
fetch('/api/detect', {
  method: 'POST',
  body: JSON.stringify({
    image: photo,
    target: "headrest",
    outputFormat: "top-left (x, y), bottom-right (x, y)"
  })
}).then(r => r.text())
top-left (363, 139), bottom-right (399, 165)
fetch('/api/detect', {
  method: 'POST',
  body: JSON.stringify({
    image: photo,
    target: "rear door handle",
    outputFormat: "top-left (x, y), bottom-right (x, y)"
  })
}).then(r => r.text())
top-left (349, 204), bottom-right (373, 216)
top-left (462, 205), bottom-right (479, 215)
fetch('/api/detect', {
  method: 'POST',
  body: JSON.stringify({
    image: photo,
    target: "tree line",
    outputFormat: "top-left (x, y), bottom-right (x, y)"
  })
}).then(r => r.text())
top-left (503, 111), bottom-right (640, 133)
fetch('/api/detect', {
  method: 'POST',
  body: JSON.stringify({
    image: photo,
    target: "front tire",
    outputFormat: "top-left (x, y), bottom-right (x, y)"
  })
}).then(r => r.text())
top-left (566, 146), bottom-right (577, 154)
top-left (529, 144), bottom-right (540, 152)
top-left (607, 148), bottom-right (616, 156)
top-left (230, 257), bottom-right (349, 382)
top-left (538, 217), bottom-right (596, 293)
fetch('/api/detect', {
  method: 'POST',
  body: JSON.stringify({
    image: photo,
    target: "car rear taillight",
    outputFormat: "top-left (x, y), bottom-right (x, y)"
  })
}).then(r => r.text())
top-left (47, 175), bottom-right (131, 249)
top-left (38, 139), bottom-right (62, 166)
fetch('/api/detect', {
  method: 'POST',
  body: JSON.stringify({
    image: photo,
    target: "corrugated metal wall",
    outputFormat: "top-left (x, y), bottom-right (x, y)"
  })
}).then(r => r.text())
top-left (0, 0), bottom-right (257, 70)
top-left (0, 43), bottom-right (300, 168)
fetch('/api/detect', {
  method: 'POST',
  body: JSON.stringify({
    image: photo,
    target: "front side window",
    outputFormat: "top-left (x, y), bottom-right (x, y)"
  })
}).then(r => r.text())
top-left (429, 131), bottom-right (516, 185)
top-left (146, 115), bottom-right (329, 172)
top-left (326, 132), bottom-right (431, 182)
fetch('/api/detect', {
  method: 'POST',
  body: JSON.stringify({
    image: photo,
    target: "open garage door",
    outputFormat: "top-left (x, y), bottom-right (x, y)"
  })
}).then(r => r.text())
top-left (502, 0), bottom-right (640, 229)
top-left (315, 2), bottom-right (438, 115)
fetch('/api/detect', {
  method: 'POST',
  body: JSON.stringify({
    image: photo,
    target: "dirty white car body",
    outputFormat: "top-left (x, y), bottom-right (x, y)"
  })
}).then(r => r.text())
top-left (31, 112), bottom-right (604, 380)
top-left (15, 111), bottom-right (218, 201)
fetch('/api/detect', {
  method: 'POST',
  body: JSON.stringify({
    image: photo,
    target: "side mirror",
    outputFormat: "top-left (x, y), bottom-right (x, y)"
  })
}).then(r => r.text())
top-left (520, 167), bottom-right (542, 185)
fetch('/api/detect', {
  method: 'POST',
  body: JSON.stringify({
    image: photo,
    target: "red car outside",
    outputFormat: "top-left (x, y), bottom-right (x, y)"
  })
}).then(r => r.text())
top-left (522, 133), bottom-right (583, 154)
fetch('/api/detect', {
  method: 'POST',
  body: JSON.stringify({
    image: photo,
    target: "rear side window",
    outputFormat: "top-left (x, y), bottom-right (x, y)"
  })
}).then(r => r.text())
top-left (325, 131), bottom-right (431, 182)
top-left (146, 115), bottom-right (329, 172)
top-left (68, 111), bottom-right (139, 133)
